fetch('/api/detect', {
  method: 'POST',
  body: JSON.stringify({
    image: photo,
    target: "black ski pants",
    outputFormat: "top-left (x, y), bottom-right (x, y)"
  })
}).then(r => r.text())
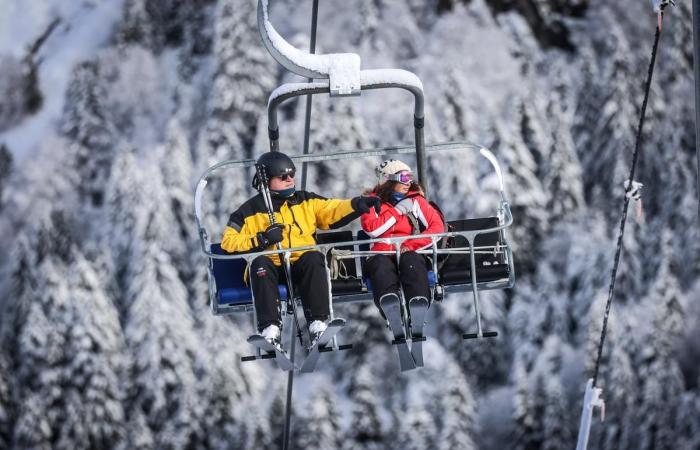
top-left (364, 251), bottom-right (431, 314)
top-left (249, 251), bottom-right (330, 331)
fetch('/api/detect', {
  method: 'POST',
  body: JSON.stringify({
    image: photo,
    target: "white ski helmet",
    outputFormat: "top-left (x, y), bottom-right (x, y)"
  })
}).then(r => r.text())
top-left (375, 159), bottom-right (412, 182)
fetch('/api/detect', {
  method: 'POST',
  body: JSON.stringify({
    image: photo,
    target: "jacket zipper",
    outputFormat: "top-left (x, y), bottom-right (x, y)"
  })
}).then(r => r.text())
top-left (288, 204), bottom-right (304, 235)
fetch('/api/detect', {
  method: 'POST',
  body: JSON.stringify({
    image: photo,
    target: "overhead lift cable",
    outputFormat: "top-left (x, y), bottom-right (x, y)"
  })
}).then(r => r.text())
top-left (576, 2), bottom-right (674, 449)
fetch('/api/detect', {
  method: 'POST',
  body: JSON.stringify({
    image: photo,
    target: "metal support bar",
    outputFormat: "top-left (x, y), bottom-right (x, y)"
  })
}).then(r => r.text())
top-left (575, 379), bottom-right (605, 450)
top-left (694, 0), bottom-right (700, 219)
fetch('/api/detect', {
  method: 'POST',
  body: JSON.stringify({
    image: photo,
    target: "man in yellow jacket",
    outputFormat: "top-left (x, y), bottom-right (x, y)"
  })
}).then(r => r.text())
top-left (221, 151), bottom-right (380, 346)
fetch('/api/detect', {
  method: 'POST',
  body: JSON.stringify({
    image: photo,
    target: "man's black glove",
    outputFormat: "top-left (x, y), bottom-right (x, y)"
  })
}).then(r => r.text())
top-left (257, 224), bottom-right (285, 248)
top-left (351, 196), bottom-right (381, 214)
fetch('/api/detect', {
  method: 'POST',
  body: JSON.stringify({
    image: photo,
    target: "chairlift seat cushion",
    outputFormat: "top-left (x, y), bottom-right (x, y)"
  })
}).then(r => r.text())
top-left (210, 244), bottom-right (288, 306)
top-left (439, 217), bottom-right (510, 285)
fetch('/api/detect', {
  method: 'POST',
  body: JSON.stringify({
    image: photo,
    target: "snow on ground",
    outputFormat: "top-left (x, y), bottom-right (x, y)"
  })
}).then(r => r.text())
top-left (0, 0), bottom-right (123, 160)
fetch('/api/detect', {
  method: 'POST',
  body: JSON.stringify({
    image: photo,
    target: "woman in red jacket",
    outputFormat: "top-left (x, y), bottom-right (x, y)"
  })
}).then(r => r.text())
top-left (360, 159), bottom-right (445, 340)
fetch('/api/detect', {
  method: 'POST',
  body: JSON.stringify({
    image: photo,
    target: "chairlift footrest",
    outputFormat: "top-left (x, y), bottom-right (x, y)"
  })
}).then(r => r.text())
top-left (391, 336), bottom-right (426, 345)
top-left (319, 343), bottom-right (353, 353)
top-left (462, 331), bottom-right (498, 339)
top-left (241, 353), bottom-right (277, 362)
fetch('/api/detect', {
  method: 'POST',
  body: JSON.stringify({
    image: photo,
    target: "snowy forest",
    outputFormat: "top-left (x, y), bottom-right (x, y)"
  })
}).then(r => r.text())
top-left (0, 0), bottom-right (699, 448)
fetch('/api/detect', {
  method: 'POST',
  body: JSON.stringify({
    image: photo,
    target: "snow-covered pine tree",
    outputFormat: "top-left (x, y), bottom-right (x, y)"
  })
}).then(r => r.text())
top-left (268, 384), bottom-right (287, 449)
top-left (493, 101), bottom-right (549, 275)
top-left (512, 357), bottom-right (536, 450)
top-left (542, 376), bottom-right (571, 450)
top-left (636, 234), bottom-right (685, 450)
top-left (117, 409), bottom-right (154, 450)
top-left (0, 350), bottom-right (12, 449)
top-left (299, 97), bottom-right (370, 195)
top-left (293, 382), bottom-right (341, 450)
top-left (118, 0), bottom-right (155, 48)
top-left (344, 363), bottom-right (384, 450)
top-left (397, 406), bottom-right (434, 450)
top-left (437, 288), bottom-right (510, 389)
top-left (200, 0), bottom-right (274, 162)
top-left (123, 219), bottom-right (204, 448)
top-left (572, 21), bottom-right (637, 225)
top-left (11, 212), bottom-right (128, 450)
top-left (673, 392), bottom-right (700, 450)
top-left (196, 0), bottom-right (275, 224)
top-left (437, 364), bottom-right (477, 450)
top-left (62, 61), bottom-right (117, 209)
top-left (0, 143), bottom-right (12, 211)
top-left (245, 404), bottom-right (274, 450)
top-left (613, 212), bottom-right (646, 305)
top-left (196, 311), bottom-right (258, 450)
top-left (157, 119), bottom-right (197, 283)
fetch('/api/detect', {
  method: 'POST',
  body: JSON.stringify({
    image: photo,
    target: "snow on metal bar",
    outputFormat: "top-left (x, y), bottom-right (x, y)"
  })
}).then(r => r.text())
top-left (269, 81), bottom-right (330, 106)
top-left (360, 69), bottom-right (424, 91)
top-left (258, 0), bottom-right (361, 96)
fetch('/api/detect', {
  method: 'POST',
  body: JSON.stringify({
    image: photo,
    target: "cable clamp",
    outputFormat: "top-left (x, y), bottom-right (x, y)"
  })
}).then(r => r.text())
top-left (624, 179), bottom-right (643, 201)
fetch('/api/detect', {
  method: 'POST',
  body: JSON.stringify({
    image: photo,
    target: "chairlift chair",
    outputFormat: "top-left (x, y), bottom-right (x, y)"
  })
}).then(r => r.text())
top-left (192, 0), bottom-right (516, 372)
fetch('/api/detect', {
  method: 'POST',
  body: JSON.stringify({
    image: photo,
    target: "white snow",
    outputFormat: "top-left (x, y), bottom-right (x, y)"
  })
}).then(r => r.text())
top-left (0, 0), bottom-right (123, 160)
top-left (360, 69), bottom-right (424, 90)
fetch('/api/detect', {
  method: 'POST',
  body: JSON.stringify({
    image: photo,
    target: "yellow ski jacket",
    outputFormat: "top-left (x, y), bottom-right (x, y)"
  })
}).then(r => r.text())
top-left (221, 191), bottom-right (358, 265)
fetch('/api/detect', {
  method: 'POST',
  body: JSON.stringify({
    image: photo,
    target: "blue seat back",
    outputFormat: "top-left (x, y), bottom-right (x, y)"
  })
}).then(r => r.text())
top-left (210, 244), bottom-right (287, 306)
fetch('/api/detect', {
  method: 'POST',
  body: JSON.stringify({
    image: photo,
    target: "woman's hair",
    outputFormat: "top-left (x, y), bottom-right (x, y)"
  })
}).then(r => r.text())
top-left (365, 180), bottom-right (424, 203)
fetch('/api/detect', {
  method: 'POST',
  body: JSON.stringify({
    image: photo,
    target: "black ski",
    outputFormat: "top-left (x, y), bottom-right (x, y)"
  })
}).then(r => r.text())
top-left (246, 335), bottom-right (297, 371)
top-left (299, 318), bottom-right (347, 373)
top-left (380, 293), bottom-right (417, 372)
top-left (408, 296), bottom-right (429, 367)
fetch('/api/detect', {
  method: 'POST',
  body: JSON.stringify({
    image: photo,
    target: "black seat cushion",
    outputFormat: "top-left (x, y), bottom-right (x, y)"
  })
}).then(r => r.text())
top-left (438, 217), bottom-right (510, 285)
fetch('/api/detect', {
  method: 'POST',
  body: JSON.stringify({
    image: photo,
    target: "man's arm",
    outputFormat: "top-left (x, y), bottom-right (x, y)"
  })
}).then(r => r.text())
top-left (221, 209), bottom-right (260, 253)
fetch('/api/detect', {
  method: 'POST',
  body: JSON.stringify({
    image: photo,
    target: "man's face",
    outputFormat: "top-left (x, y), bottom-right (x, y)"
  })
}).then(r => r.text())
top-left (269, 174), bottom-right (295, 190)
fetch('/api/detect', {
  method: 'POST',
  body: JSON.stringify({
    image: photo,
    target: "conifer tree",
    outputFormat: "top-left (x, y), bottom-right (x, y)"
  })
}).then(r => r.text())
top-left (11, 212), bottom-right (128, 449)
top-left (345, 364), bottom-right (384, 450)
top-left (62, 61), bottom-right (117, 208)
top-left (438, 365), bottom-right (477, 450)
top-left (295, 383), bottom-right (341, 450)
top-left (0, 351), bottom-right (12, 450)
top-left (637, 239), bottom-right (685, 450)
top-left (0, 143), bottom-right (12, 211)
top-left (124, 220), bottom-right (204, 448)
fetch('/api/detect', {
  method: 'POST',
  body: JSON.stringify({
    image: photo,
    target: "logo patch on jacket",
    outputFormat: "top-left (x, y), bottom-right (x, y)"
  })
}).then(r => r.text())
top-left (256, 267), bottom-right (267, 277)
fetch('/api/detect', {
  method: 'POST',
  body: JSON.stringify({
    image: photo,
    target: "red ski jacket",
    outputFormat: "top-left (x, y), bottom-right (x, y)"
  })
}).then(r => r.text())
top-left (360, 193), bottom-right (445, 252)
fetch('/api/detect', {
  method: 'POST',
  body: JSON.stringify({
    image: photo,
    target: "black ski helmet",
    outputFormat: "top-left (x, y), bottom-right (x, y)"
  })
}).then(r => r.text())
top-left (252, 151), bottom-right (296, 190)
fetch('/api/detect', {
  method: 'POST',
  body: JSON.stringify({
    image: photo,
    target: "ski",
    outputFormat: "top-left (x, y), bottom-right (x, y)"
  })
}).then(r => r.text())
top-left (408, 296), bottom-right (429, 367)
top-left (299, 318), bottom-right (347, 373)
top-left (245, 335), bottom-right (297, 371)
top-left (380, 293), bottom-right (417, 372)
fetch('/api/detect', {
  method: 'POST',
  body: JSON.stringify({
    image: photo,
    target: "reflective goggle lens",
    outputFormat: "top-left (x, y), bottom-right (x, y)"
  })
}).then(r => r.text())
top-left (387, 171), bottom-right (413, 184)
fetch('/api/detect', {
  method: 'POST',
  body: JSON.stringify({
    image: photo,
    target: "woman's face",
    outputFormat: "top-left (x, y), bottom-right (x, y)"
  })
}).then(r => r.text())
top-left (393, 181), bottom-right (410, 194)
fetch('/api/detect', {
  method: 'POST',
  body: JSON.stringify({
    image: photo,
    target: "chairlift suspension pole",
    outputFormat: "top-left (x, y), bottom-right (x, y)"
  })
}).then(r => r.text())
top-left (694, 0), bottom-right (700, 219)
top-left (282, 2), bottom-right (320, 450)
top-left (300, 0), bottom-right (319, 190)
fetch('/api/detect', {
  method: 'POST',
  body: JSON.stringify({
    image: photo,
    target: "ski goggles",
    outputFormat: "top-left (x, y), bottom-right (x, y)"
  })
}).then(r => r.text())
top-left (385, 170), bottom-right (414, 185)
top-left (275, 171), bottom-right (295, 181)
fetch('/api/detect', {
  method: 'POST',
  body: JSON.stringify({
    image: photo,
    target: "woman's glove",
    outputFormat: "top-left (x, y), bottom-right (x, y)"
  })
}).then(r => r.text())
top-left (351, 196), bottom-right (382, 214)
top-left (256, 224), bottom-right (285, 247)
top-left (393, 198), bottom-right (414, 215)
